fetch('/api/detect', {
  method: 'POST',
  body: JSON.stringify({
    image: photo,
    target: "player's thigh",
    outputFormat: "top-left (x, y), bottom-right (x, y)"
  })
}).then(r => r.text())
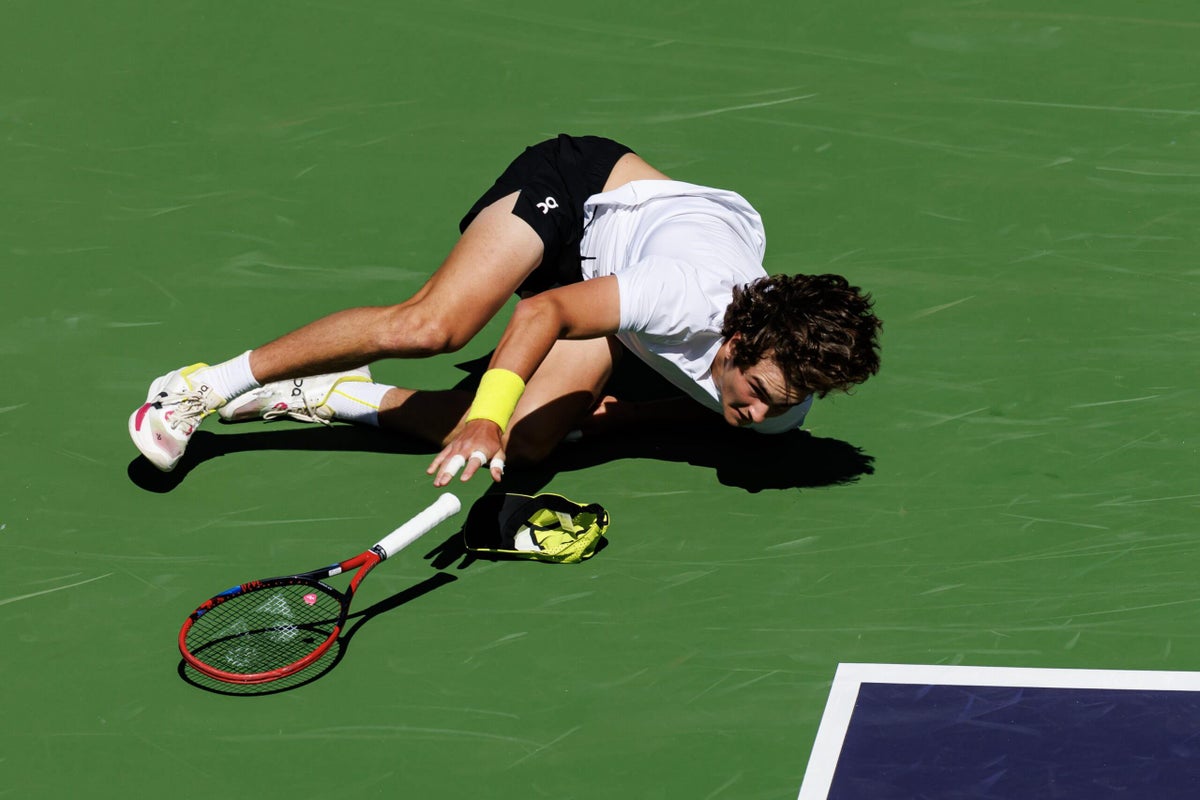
top-left (505, 336), bottom-right (619, 462)
top-left (404, 192), bottom-right (544, 342)
top-left (603, 152), bottom-right (672, 191)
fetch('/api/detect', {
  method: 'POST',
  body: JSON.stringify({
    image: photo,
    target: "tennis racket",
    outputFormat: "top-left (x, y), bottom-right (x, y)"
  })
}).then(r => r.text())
top-left (179, 492), bottom-right (461, 684)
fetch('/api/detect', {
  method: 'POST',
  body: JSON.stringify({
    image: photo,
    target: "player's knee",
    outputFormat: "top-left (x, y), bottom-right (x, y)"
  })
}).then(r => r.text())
top-left (376, 305), bottom-right (471, 357)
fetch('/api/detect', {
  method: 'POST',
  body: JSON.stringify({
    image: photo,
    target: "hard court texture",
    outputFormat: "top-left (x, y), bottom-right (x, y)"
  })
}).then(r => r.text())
top-left (1, 1), bottom-right (1196, 798)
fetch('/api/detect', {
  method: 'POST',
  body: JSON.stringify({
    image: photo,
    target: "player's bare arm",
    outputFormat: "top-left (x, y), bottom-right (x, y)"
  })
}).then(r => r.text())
top-left (429, 276), bottom-right (622, 486)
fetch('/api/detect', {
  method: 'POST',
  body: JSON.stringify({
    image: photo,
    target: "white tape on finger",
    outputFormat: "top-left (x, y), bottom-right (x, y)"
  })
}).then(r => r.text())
top-left (443, 454), bottom-right (467, 478)
top-left (468, 450), bottom-right (488, 465)
top-left (489, 456), bottom-right (505, 474)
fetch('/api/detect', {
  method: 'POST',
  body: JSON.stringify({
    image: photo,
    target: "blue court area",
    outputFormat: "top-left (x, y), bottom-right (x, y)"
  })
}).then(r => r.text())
top-left (800, 664), bottom-right (1200, 799)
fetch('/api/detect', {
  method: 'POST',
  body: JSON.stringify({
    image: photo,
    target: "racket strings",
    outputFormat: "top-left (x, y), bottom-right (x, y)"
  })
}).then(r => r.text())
top-left (185, 583), bottom-right (344, 675)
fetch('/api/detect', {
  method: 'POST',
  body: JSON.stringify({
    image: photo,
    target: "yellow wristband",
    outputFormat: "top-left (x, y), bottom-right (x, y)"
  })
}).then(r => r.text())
top-left (465, 369), bottom-right (526, 432)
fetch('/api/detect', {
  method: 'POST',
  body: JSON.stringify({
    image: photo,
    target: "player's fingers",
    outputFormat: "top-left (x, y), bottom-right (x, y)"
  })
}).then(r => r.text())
top-left (459, 449), bottom-right (489, 483)
top-left (433, 453), bottom-right (467, 487)
top-left (426, 443), bottom-right (453, 476)
top-left (488, 446), bottom-right (507, 481)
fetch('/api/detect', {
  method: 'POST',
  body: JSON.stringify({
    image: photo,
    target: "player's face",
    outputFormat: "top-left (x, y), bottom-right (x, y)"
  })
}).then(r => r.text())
top-left (717, 350), bottom-right (800, 427)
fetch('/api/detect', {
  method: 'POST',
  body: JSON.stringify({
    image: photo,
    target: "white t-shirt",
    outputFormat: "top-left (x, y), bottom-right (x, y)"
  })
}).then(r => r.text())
top-left (579, 180), bottom-right (811, 434)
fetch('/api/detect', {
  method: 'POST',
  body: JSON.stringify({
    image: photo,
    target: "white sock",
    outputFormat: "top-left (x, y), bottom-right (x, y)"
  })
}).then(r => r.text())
top-left (194, 351), bottom-right (260, 405)
top-left (326, 381), bottom-right (392, 427)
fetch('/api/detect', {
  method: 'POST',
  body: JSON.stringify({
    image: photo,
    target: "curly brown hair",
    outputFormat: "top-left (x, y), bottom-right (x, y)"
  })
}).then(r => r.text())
top-left (721, 273), bottom-right (881, 398)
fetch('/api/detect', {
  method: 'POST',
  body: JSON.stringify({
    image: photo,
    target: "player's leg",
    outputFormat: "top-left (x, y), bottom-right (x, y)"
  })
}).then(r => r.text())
top-left (129, 135), bottom-right (636, 472)
top-left (246, 193), bottom-right (541, 382)
top-left (128, 192), bottom-right (542, 472)
top-left (365, 336), bottom-right (618, 466)
top-left (502, 335), bottom-right (620, 465)
top-left (243, 135), bottom-right (647, 382)
top-left (602, 151), bottom-right (672, 190)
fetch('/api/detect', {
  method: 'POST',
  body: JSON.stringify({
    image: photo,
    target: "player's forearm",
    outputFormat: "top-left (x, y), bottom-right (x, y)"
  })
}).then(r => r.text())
top-left (486, 279), bottom-right (621, 380)
top-left (486, 296), bottom-right (566, 382)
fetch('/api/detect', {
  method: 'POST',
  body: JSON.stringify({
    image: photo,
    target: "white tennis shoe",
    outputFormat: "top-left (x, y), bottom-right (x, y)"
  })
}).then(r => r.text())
top-left (218, 367), bottom-right (373, 425)
top-left (128, 363), bottom-right (225, 472)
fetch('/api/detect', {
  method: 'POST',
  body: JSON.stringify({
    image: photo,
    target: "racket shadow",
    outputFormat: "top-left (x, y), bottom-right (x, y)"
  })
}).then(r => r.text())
top-left (178, 571), bottom-right (457, 696)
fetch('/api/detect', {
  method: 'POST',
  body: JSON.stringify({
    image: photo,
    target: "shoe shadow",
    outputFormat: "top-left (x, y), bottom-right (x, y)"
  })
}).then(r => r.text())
top-left (177, 571), bottom-right (457, 696)
top-left (126, 425), bottom-right (440, 493)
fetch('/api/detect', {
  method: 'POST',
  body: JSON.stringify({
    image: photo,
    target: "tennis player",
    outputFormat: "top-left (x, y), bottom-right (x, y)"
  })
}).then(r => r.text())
top-left (128, 135), bottom-right (882, 482)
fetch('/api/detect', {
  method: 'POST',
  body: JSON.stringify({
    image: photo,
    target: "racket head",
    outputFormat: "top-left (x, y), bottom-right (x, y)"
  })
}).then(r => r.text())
top-left (179, 577), bottom-right (349, 684)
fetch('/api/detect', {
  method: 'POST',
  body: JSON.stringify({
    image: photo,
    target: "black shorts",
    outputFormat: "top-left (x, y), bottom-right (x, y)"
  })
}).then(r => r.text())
top-left (459, 134), bottom-right (634, 296)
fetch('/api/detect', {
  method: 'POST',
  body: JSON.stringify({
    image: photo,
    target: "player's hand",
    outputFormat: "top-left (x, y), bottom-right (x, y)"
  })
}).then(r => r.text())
top-left (428, 418), bottom-right (507, 487)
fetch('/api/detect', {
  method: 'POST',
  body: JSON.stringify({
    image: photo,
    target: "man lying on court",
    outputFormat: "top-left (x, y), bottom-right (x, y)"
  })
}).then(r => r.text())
top-left (128, 135), bottom-right (882, 483)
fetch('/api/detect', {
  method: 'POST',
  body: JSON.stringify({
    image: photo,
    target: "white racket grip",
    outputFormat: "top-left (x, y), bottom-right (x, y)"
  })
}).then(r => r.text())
top-left (374, 493), bottom-right (462, 559)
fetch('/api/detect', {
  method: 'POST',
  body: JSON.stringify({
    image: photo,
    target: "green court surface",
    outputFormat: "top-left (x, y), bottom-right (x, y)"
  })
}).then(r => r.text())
top-left (2, 2), bottom-right (1197, 797)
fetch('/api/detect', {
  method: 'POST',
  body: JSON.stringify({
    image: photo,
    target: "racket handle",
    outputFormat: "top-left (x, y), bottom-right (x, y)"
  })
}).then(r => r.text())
top-left (374, 493), bottom-right (462, 559)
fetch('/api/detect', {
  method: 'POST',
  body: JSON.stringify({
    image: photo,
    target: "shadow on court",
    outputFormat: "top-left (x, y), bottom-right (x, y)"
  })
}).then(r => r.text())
top-left (179, 571), bottom-right (457, 697)
top-left (158, 419), bottom-right (873, 693)
top-left (129, 349), bottom-right (873, 496)
top-left (541, 425), bottom-right (874, 494)
top-left (126, 424), bottom-right (440, 493)
top-left (127, 421), bottom-right (873, 496)
top-left (134, 422), bottom-right (872, 574)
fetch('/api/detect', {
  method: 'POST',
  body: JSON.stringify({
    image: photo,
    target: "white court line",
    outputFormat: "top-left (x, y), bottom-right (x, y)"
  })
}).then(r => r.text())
top-left (0, 573), bottom-right (113, 607)
top-left (796, 662), bottom-right (1200, 800)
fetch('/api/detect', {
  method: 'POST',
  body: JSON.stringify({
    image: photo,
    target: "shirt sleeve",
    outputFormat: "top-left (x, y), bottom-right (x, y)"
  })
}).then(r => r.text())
top-left (615, 256), bottom-right (731, 342)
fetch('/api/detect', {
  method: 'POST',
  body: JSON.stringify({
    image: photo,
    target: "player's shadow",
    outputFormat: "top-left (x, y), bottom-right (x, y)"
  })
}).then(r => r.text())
top-left (131, 415), bottom-right (874, 566)
top-left (128, 418), bottom-right (872, 496)
top-left (178, 571), bottom-right (457, 696)
top-left (131, 376), bottom-right (874, 570)
top-left (127, 424), bottom-right (441, 493)
top-left (542, 425), bottom-right (872, 494)
top-left (417, 420), bottom-right (872, 570)
top-left (128, 351), bottom-right (873, 496)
